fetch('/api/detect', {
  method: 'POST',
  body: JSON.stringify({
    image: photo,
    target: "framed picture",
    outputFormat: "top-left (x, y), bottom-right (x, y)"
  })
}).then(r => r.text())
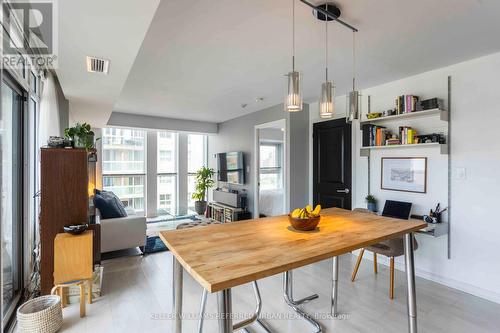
top-left (381, 157), bottom-right (427, 193)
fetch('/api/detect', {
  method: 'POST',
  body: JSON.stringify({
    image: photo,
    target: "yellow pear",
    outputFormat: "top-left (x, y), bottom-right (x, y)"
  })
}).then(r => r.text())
top-left (305, 204), bottom-right (313, 213)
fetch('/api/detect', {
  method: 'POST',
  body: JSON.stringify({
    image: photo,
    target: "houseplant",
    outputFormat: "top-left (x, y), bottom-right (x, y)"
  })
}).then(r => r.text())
top-left (192, 166), bottom-right (215, 215)
top-left (365, 194), bottom-right (378, 212)
top-left (64, 123), bottom-right (98, 149)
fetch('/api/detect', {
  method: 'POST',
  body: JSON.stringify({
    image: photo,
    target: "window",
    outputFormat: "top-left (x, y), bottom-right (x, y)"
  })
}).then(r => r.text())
top-left (187, 134), bottom-right (207, 209)
top-left (102, 128), bottom-right (146, 212)
top-left (1, 77), bottom-right (24, 320)
top-left (259, 143), bottom-right (283, 190)
top-left (157, 132), bottom-right (178, 215)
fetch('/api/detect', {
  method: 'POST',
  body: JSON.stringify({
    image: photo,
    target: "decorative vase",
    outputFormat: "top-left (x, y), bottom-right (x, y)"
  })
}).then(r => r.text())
top-left (73, 135), bottom-right (86, 148)
top-left (194, 200), bottom-right (207, 215)
top-left (367, 202), bottom-right (377, 213)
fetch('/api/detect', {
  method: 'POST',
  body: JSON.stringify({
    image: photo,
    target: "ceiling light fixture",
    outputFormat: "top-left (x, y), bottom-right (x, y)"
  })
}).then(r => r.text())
top-left (284, 0), bottom-right (303, 113)
top-left (347, 31), bottom-right (361, 122)
top-left (319, 3), bottom-right (334, 119)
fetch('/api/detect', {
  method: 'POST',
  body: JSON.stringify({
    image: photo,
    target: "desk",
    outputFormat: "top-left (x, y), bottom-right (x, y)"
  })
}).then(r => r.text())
top-left (160, 207), bottom-right (426, 333)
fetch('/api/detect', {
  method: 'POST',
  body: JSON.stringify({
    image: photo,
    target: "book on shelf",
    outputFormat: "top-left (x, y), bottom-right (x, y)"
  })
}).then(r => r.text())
top-left (396, 95), bottom-right (419, 114)
top-left (399, 126), bottom-right (417, 145)
top-left (362, 124), bottom-right (389, 147)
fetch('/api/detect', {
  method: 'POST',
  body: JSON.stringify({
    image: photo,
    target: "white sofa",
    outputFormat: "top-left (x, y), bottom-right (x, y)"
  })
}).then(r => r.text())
top-left (98, 208), bottom-right (147, 253)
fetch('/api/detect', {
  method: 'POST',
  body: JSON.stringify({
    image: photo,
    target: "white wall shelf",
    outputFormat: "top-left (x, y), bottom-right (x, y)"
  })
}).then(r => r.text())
top-left (360, 108), bottom-right (448, 124)
top-left (360, 142), bottom-right (448, 156)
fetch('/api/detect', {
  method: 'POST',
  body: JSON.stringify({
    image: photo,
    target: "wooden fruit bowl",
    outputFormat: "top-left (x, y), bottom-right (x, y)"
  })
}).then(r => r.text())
top-left (288, 215), bottom-right (321, 231)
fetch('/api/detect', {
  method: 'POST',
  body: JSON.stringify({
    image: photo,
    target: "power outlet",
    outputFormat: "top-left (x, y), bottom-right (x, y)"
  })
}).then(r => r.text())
top-left (455, 167), bottom-right (466, 180)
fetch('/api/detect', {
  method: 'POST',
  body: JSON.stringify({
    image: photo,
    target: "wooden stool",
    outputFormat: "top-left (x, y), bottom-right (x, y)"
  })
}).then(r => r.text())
top-left (53, 231), bottom-right (94, 318)
top-left (51, 280), bottom-right (92, 317)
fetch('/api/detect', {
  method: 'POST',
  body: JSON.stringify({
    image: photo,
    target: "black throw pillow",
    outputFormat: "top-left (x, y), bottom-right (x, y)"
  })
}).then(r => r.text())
top-left (94, 189), bottom-right (128, 219)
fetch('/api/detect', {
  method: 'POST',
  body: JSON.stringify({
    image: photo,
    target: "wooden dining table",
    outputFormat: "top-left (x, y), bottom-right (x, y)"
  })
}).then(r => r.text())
top-left (160, 207), bottom-right (426, 333)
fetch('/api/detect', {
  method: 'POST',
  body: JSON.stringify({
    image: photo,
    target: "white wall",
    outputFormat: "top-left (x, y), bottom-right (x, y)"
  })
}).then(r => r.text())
top-left (309, 52), bottom-right (500, 304)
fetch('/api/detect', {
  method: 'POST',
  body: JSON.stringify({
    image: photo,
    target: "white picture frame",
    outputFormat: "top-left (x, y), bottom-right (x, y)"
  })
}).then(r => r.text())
top-left (381, 157), bottom-right (427, 193)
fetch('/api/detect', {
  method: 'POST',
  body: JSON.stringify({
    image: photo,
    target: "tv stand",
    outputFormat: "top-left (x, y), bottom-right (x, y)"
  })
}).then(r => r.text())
top-left (208, 202), bottom-right (252, 223)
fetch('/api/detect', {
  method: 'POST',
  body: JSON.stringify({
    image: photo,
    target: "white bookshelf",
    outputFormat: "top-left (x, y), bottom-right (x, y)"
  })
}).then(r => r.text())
top-left (360, 108), bottom-right (448, 124)
top-left (360, 142), bottom-right (448, 156)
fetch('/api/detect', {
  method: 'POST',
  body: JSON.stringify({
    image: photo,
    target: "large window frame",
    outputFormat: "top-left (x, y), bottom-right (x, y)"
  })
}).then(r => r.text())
top-left (157, 131), bottom-right (178, 216)
top-left (187, 134), bottom-right (208, 210)
top-left (101, 128), bottom-right (147, 213)
top-left (101, 129), bottom-right (208, 217)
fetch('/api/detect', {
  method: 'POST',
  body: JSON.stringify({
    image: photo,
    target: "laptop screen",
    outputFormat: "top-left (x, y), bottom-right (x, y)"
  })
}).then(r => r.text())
top-left (382, 200), bottom-right (412, 220)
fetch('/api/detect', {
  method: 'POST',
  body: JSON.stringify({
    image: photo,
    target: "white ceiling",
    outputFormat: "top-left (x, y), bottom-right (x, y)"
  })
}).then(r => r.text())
top-left (55, 0), bottom-right (160, 127)
top-left (58, 0), bottom-right (500, 125)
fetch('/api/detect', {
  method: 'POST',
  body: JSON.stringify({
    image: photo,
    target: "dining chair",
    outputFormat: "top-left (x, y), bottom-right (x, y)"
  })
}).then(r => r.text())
top-left (351, 208), bottom-right (418, 299)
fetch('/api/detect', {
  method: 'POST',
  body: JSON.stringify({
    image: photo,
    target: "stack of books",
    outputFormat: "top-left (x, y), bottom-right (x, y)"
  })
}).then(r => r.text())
top-left (396, 95), bottom-right (419, 114)
top-left (399, 126), bottom-right (417, 144)
top-left (362, 124), bottom-right (389, 147)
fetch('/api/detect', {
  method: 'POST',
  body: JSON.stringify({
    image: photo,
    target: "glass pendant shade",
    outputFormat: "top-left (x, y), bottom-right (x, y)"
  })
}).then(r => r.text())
top-left (284, 71), bottom-right (303, 112)
top-left (319, 81), bottom-right (335, 118)
top-left (347, 90), bottom-right (361, 122)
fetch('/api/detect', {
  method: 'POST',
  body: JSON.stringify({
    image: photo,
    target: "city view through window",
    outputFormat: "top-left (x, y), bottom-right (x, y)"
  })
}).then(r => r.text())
top-left (102, 128), bottom-right (207, 216)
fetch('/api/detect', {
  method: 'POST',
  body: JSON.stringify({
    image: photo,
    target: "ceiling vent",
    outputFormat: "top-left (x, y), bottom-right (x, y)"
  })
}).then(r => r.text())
top-left (86, 56), bottom-right (109, 74)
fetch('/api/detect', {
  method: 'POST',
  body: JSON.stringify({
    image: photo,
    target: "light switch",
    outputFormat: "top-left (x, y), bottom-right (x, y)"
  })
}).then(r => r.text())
top-left (455, 167), bottom-right (466, 180)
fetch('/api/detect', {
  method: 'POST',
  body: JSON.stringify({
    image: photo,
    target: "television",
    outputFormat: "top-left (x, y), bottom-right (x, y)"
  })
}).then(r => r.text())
top-left (217, 152), bottom-right (245, 185)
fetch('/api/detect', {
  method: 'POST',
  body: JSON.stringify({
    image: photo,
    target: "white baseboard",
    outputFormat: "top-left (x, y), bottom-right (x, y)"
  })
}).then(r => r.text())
top-left (354, 251), bottom-right (500, 305)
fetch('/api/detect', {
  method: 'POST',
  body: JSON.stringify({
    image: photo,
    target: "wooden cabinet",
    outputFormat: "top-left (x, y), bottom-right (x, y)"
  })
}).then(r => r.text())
top-left (39, 148), bottom-right (98, 294)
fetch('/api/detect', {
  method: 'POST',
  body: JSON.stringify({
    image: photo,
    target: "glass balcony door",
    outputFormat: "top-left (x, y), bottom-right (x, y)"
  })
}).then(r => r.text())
top-left (1, 76), bottom-right (24, 323)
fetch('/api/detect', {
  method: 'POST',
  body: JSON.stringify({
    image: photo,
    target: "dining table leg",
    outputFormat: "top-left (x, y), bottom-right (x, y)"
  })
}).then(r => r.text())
top-left (404, 233), bottom-right (418, 333)
top-left (283, 271), bottom-right (322, 333)
top-left (331, 256), bottom-right (339, 317)
top-left (218, 289), bottom-right (233, 333)
top-left (172, 257), bottom-right (183, 333)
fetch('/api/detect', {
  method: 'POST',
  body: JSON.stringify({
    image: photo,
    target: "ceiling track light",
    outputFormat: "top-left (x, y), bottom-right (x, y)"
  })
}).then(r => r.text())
top-left (284, 0), bottom-right (303, 113)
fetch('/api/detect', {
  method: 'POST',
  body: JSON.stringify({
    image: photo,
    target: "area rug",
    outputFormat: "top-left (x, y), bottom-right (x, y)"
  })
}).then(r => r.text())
top-left (145, 236), bottom-right (169, 254)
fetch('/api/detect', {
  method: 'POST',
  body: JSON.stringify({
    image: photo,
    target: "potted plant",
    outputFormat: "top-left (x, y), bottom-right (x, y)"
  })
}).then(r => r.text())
top-left (192, 166), bottom-right (215, 215)
top-left (365, 194), bottom-right (378, 212)
top-left (64, 123), bottom-right (99, 150)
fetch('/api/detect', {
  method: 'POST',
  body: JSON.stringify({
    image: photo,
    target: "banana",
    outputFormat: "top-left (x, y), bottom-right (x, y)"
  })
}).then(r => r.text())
top-left (311, 204), bottom-right (321, 217)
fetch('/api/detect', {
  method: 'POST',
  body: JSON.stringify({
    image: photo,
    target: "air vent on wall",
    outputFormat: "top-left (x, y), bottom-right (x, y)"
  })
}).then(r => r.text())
top-left (86, 56), bottom-right (109, 74)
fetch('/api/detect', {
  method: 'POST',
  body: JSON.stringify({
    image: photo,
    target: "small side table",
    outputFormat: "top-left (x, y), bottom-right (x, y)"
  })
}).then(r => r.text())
top-left (53, 231), bottom-right (93, 317)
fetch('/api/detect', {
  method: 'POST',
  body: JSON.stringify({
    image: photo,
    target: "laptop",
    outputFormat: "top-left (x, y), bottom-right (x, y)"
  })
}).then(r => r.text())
top-left (382, 200), bottom-right (412, 220)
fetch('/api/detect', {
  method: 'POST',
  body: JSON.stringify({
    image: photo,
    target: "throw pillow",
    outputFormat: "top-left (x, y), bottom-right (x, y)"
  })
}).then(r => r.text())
top-left (94, 189), bottom-right (128, 219)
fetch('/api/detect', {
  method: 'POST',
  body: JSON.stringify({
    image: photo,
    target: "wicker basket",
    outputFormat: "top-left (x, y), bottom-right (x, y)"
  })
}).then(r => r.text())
top-left (17, 295), bottom-right (63, 333)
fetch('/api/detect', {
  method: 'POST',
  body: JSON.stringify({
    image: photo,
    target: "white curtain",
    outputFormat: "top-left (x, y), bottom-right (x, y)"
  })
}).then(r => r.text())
top-left (38, 72), bottom-right (62, 147)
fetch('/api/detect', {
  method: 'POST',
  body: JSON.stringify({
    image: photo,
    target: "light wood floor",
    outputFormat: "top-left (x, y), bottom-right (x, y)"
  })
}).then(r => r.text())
top-left (57, 251), bottom-right (500, 333)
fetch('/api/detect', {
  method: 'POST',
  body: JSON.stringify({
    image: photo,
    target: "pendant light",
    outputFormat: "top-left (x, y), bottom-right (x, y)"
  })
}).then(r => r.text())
top-left (319, 3), bottom-right (334, 119)
top-left (347, 31), bottom-right (361, 122)
top-left (284, 0), bottom-right (303, 112)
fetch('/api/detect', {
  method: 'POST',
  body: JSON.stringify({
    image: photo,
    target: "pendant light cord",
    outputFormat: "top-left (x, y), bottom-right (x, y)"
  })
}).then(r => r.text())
top-left (352, 30), bottom-right (356, 90)
top-left (292, 0), bottom-right (295, 71)
top-left (325, 3), bottom-right (328, 82)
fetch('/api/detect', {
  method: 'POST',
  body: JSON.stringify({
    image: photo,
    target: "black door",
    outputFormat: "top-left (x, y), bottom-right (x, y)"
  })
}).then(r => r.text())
top-left (313, 118), bottom-right (352, 209)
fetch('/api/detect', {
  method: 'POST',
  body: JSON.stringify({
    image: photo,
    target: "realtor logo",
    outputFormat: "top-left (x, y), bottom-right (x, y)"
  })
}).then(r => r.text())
top-left (2, 0), bottom-right (58, 68)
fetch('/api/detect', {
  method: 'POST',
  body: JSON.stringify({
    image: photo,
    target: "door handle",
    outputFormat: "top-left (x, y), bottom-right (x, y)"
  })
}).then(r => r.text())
top-left (337, 188), bottom-right (350, 194)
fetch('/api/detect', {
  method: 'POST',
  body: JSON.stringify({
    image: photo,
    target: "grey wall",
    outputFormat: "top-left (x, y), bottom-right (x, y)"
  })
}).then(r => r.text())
top-left (259, 128), bottom-right (284, 142)
top-left (208, 103), bottom-right (309, 214)
top-left (107, 111), bottom-right (218, 133)
top-left (288, 109), bottom-right (309, 212)
top-left (54, 73), bottom-right (69, 133)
